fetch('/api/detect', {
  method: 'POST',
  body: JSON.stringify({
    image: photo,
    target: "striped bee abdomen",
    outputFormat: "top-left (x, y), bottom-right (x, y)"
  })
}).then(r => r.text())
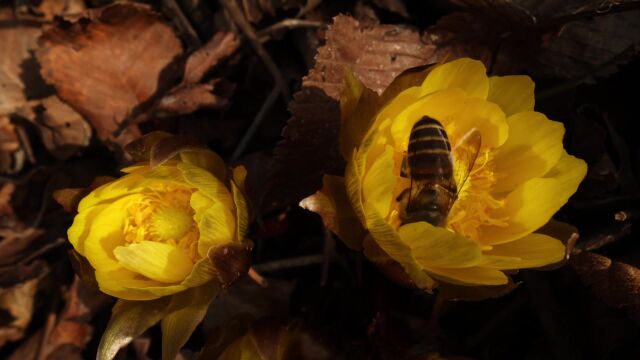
top-left (407, 116), bottom-right (455, 185)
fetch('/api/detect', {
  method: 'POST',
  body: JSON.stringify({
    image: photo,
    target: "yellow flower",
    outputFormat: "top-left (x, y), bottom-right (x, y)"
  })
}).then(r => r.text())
top-left (302, 58), bottom-right (587, 289)
top-left (68, 138), bottom-right (250, 300)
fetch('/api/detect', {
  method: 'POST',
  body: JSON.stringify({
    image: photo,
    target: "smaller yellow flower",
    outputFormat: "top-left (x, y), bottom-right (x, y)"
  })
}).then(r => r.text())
top-left (68, 137), bottom-right (250, 300)
top-left (302, 58), bottom-right (587, 289)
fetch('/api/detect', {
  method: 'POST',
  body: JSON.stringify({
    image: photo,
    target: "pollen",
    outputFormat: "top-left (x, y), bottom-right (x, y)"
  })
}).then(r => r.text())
top-left (447, 149), bottom-right (508, 241)
top-left (123, 185), bottom-right (200, 261)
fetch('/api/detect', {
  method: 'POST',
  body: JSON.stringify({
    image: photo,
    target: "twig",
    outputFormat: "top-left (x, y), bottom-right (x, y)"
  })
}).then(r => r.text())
top-left (252, 254), bottom-right (329, 273)
top-left (247, 267), bottom-right (268, 287)
top-left (219, 0), bottom-right (290, 102)
top-left (574, 222), bottom-right (632, 253)
top-left (162, 0), bottom-right (202, 48)
top-left (258, 19), bottom-right (326, 42)
top-left (230, 86), bottom-right (280, 162)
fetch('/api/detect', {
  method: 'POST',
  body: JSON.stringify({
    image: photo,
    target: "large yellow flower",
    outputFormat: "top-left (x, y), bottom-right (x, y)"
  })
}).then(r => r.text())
top-left (68, 136), bottom-right (250, 300)
top-left (302, 58), bottom-right (587, 289)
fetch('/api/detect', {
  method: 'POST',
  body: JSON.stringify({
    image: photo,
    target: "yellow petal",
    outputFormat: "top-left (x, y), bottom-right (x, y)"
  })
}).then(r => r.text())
top-left (70, 198), bottom-right (131, 272)
top-left (95, 268), bottom-right (167, 300)
top-left (179, 149), bottom-right (227, 181)
top-left (376, 86), bottom-right (421, 124)
top-left (479, 151), bottom-right (587, 245)
top-left (113, 241), bottom-right (194, 283)
top-left (190, 190), bottom-right (214, 223)
top-left (487, 75), bottom-right (535, 116)
top-left (362, 145), bottom-right (396, 218)
top-left (425, 265), bottom-right (508, 286)
top-left (493, 112), bottom-right (565, 193)
top-left (340, 69), bottom-right (381, 159)
top-left (389, 90), bottom-right (507, 151)
top-left (398, 222), bottom-right (482, 268)
top-left (197, 202), bottom-right (236, 256)
top-left (135, 257), bottom-right (217, 298)
top-left (445, 97), bottom-right (508, 150)
top-left (177, 162), bottom-right (232, 206)
top-left (420, 58), bottom-right (489, 99)
top-left (364, 204), bottom-right (437, 289)
top-left (78, 166), bottom-right (186, 212)
top-left (231, 165), bottom-right (249, 240)
top-left (345, 147), bottom-right (369, 226)
top-left (483, 233), bottom-right (565, 269)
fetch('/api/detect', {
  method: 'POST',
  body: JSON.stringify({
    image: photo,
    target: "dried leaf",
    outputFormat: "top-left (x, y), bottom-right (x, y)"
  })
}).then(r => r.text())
top-left (305, 15), bottom-right (437, 97)
top-left (571, 252), bottom-right (640, 324)
top-left (0, 21), bottom-right (41, 115)
top-left (15, 0), bottom-right (86, 21)
top-left (0, 273), bottom-right (42, 347)
top-left (37, 3), bottom-right (183, 144)
top-left (26, 96), bottom-right (92, 159)
top-left (183, 32), bottom-right (241, 85)
top-left (40, 278), bottom-right (111, 359)
top-left (264, 15), bottom-right (438, 212)
top-left (208, 242), bottom-right (253, 286)
top-left (157, 83), bottom-right (230, 114)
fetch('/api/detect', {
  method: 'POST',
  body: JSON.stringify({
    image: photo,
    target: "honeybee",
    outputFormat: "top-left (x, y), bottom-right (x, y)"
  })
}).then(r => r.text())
top-left (397, 116), bottom-right (481, 227)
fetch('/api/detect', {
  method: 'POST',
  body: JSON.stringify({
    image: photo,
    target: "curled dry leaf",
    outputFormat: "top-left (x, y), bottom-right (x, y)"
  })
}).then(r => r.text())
top-left (183, 32), bottom-right (241, 85)
top-left (157, 82), bottom-right (231, 114)
top-left (571, 252), bottom-right (640, 324)
top-left (265, 15), bottom-right (438, 212)
top-left (37, 3), bottom-right (183, 145)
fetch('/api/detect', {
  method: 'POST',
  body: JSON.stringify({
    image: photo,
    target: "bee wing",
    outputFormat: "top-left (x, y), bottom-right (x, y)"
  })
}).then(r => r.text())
top-left (451, 128), bottom-right (482, 199)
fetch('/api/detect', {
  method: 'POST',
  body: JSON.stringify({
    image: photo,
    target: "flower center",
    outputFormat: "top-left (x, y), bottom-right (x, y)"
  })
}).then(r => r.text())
top-left (123, 186), bottom-right (200, 261)
top-left (446, 150), bottom-right (508, 241)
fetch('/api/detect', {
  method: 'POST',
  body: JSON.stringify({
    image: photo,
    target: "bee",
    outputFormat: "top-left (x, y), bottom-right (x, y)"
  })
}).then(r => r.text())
top-left (397, 116), bottom-right (481, 227)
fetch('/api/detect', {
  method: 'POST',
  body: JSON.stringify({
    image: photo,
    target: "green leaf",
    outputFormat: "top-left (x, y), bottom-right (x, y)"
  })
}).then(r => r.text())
top-left (161, 281), bottom-right (221, 360)
top-left (97, 297), bottom-right (172, 360)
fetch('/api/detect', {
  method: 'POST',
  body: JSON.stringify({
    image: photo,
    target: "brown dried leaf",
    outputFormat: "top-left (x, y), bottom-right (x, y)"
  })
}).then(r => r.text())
top-left (24, 96), bottom-right (92, 159)
top-left (305, 15), bottom-right (437, 97)
top-left (0, 274), bottom-right (42, 347)
top-left (0, 226), bottom-right (44, 269)
top-left (37, 3), bottom-right (183, 144)
top-left (571, 252), bottom-right (640, 324)
top-left (265, 15), bottom-right (437, 212)
top-left (15, 0), bottom-right (86, 21)
top-left (157, 83), bottom-right (230, 114)
top-left (183, 32), bottom-right (241, 85)
top-left (208, 242), bottom-right (254, 286)
top-left (0, 21), bottom-right (41, 115)
top-left (40, 277), bottom-right (111, 359)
